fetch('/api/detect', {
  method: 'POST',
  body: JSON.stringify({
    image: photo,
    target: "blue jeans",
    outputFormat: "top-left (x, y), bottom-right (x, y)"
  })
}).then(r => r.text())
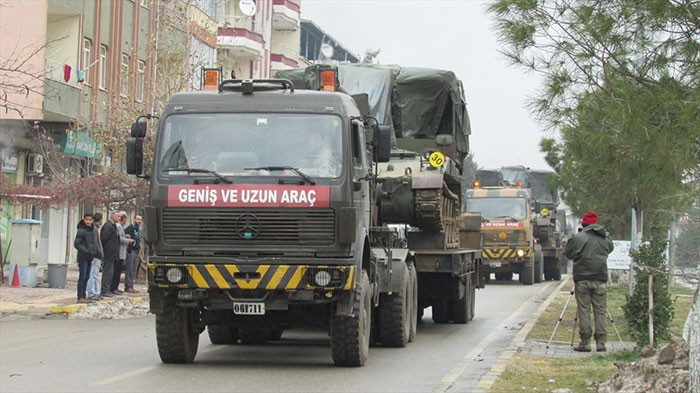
top-left (77, 259), bottom-right (92, 299)
top-left (87, 259), bottom-right (102, 298)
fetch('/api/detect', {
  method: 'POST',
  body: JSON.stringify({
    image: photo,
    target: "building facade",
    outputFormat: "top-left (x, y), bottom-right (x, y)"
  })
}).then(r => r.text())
top-left (0, 0), bottom-right (158, 266)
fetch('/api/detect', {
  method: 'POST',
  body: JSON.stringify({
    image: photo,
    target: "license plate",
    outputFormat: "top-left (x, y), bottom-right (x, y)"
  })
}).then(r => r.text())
top-left (233, 302), bottom-right (265, 315)
top-left (490, 261), bottom-right (502, 268)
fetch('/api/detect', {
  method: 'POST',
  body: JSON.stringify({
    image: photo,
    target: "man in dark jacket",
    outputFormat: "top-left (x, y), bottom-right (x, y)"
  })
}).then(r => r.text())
top-left (124, 214), bottom-right (142, 293)
top-left (564, 210), bottom-right (614, 352)
top-left (100, 211), bottom-right (121, 297)
top-left (74, 213), bottom-right (98, 303)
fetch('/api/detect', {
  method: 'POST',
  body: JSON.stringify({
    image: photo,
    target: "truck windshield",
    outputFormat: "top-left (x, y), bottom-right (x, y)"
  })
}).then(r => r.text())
top-left (158, 113), bottom-right (343, 178)
top-left (465, 197), bottom-right (527, 221)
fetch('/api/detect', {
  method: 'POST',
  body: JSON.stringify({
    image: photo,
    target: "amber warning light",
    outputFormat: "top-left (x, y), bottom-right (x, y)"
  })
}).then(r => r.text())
top-left (201, 67), bottom-right (221, 91)
top-left (472, 180), bottom-right (481, 189)
top-left (321, 70), bottom-right (336, 91)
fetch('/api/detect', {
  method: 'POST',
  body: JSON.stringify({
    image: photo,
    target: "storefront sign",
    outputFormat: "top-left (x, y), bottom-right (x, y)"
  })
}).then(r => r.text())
top-left (60, 131), bottom-right (100, 158)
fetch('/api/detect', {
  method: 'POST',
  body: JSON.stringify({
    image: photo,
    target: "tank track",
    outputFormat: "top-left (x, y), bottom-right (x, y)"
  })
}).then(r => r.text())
top-left (414, 183), bottom-right (460, 248)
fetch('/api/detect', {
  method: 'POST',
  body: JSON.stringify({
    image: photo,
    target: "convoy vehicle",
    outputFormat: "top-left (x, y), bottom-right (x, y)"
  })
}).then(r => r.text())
top-left (278, 64), bottom-right (483, 324)
top-left (500, 166), bottom-right (565, 280)
top-left (125, 67), bottom-right (479, 367)
top-left (464, 185), bottom-right (542, 285)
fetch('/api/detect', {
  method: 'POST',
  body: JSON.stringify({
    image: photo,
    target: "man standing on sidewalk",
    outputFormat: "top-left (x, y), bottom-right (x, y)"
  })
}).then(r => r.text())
top-left (74, 213), bottom-right (98, 303)
top-left (111, 211), bottom-right (134, 295)
top-left (86, 212), bottom-right (104, 300)
top-left (564, 210), bottom-right (614, 352)
top-left (124, 214), bottom-right (142, 293)
top-left (100, 211), bottom-right (120, 297)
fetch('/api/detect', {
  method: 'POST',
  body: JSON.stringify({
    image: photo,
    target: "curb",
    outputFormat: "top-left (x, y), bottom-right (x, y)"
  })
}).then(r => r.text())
top-left (50, 296), bottom-right (145, 315)
top-left (476, 276), bottom-right (572, 391)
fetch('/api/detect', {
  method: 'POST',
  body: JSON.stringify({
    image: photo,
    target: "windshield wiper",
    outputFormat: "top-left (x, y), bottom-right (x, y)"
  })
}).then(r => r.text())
top-left (492, 215), bottom-right (519, 222)
top-left (245, 166), bottom-right (316, 185)
top-left (163, 167), bottom-right (232, 184)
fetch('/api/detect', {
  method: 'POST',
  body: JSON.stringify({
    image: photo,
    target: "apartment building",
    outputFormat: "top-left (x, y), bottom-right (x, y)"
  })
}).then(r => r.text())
top-left (0, 0), bottom-right (159, 266)
top-left (217, 0), bottom-right (302, 79)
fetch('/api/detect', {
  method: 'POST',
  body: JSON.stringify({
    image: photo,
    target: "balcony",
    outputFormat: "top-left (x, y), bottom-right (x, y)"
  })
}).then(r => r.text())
top-left (43, 60), bottom-right (81, 122)
top-left (270, 43), bottom-right (299, 70)
top-left (272, 0), bottom-right (300, 30)
top-left (218, 25), bottom-right (264, 58)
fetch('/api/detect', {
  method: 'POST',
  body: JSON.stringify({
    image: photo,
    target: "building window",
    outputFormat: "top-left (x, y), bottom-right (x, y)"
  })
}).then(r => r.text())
top-left (136, 60), bottom-right (145, 102)
top-left (121, 53), bottom-right (130, 97)
top-left (140, 0), bottom-right (149, 8)
top-left (83, 38), bottom-right (92, 85)
top-left (99, 45), bottom-right (108, 90)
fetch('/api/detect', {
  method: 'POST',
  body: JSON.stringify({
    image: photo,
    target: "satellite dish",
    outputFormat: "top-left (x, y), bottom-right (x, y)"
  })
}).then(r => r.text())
top-left (320, 43), bottom-right (334, 58)
top-left (239, 0), bottom-right (256, 16)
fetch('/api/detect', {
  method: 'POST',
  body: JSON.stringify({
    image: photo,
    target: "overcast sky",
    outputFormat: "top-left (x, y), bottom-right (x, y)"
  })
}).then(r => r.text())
top-left (300, 0), bottom-right (553, 171)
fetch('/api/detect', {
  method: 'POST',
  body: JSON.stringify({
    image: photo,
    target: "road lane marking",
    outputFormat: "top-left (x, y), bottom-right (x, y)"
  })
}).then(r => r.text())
top-left (92, 345), bottom-right (226, 386)
top-left (432, 281), bottom-right (558, 393)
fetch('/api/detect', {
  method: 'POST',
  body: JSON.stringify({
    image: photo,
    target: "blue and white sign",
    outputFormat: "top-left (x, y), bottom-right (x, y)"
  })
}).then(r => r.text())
top-left (608, 240), bottom-right (632, 269)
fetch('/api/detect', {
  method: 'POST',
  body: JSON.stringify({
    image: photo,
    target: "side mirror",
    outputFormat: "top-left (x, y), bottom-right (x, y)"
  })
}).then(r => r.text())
top-left (126, 137), bottom-right (143, 175)
top-left (131, 119), bottom-right (147, 137)
top-left (435, 134), bottom-right (454, 146)
top-left (373, 125), bottom-right (392, 163)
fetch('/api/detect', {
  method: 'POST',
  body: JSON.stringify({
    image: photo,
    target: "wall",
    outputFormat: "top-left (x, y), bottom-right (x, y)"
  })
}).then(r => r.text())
top-left (0, 1), bottom-right (49, 120)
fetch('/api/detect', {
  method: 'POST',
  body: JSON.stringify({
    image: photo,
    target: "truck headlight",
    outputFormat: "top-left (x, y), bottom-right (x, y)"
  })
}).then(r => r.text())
top-left (314, 270), bottom-right (332, 287)
top-left (517, 249), bottom-right (525, 257)
top-left (166, 267), bottom-right (183, 283)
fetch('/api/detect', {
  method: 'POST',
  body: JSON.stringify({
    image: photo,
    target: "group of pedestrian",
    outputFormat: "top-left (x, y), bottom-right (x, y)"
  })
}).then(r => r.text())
top-left (74, 210), bottom-right (142, 303)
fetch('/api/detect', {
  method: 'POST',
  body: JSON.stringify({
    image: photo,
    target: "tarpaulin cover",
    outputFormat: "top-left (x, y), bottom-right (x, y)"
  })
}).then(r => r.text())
top-left (275, 64), bottom-right (471, 154)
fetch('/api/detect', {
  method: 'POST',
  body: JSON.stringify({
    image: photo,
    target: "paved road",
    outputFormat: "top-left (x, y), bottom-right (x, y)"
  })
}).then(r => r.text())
top-left (0, 280), bottom-right (560, 393)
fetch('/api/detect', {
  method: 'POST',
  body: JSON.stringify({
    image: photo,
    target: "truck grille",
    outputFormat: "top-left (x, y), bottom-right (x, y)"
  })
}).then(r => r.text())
top-left (162, 208), bottom-right (335, 246)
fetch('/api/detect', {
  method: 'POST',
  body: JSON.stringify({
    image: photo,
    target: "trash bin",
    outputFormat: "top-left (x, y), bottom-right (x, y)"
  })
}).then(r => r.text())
top-left (48, 263), bottom-right (67, 288)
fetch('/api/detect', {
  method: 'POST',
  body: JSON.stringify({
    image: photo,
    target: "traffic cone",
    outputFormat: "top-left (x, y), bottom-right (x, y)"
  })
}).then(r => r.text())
top-left (11, 264), bottom-right (20, 288)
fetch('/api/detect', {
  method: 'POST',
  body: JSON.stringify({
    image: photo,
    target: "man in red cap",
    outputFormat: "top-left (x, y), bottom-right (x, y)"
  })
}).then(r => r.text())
top-left (564, 210), bottom-right (614, 352)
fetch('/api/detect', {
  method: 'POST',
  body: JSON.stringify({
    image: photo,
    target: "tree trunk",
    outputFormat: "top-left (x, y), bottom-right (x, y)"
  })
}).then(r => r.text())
top-left (648, 274), bottom-right (654, 347)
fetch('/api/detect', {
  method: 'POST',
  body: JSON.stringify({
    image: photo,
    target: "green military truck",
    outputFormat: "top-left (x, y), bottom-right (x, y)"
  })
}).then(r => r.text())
top-left (125, 68), bottom-right (480, 367)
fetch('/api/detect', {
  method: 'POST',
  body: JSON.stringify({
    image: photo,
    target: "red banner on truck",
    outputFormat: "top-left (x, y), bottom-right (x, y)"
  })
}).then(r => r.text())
top-left (482, 221), bottom-right (523, 228)
top-left (167, 184), bottom-right (330, 208)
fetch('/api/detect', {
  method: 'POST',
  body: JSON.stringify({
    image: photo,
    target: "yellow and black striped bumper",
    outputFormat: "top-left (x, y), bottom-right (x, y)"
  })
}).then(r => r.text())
top-left (482, 248), bottom-right (531, 261)
top-left (149, 263), bottom-right (355, 291)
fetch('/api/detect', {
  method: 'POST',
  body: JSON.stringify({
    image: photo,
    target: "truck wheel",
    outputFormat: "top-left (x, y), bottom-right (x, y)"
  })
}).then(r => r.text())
top-left (239, 328), bottom-right (269, 345)
top-left (553, 265), bottom-right (562, 280)
top-left (331, 270), bottom-right (371, 367)
top-left (207, 325), bottom-right (238, 345)
top-left (520, 262), bottom-right (534, 285)
top-left (432, 299), bottom-right (450, 324)
top-left (156, 300), bottom-right (200, 363)
top-left (534, 246), bottom-right (543, 283)
top-left (452, 275), bottom-right (472, 324)
top-left (408, 262), bottom-right (418, 342)
top-left (378, 266), bottom-right (410, 347)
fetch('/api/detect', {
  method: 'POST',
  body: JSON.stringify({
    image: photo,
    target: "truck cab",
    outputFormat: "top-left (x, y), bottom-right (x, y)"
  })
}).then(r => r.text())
top-left (126, 78), bottom-right (395, 366)
top-left (464, 186), bottom-right (542, 285)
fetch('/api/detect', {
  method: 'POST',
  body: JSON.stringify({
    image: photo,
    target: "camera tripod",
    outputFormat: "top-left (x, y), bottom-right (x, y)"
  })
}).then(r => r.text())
top-left (546, 285), bottom-right (623, 349)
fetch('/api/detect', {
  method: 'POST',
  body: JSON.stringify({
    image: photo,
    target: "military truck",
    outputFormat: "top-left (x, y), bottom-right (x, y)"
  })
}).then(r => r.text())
top-left (500, 166), bottom-right (565, 280)
top-left (125, 69), bottom-right (479, 367)
top-left (464, 185), bottom-right (543, 285)
top-left (277, 64), bottom-right (483, 324)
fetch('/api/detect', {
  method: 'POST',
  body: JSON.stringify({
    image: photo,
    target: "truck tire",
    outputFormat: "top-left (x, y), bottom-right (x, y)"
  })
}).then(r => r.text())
top-left (408, 262), bottom-right (418, 342)
top-left (469, 275), bottom-right (476, 321)
top-left (553, 264), bottom-right (562, 280)
top-left (207, 325), bottom-right (238, 345)
top-left (520, 262), bottom-right (534, 285)
top-left (452, 275), bottom-right (472, 324)
top-left (239, 328), bottom-right (269, 345)
top-left (331, 270), bottom-right (371, 367)
top-left (378, 266), bottom-right (410, 347)
top-left (432, 299), bottom-right (450, 324)
top-left (534, 246), bottom-right (543, 283)
top-left (156, 300), bottom-right (200, 363)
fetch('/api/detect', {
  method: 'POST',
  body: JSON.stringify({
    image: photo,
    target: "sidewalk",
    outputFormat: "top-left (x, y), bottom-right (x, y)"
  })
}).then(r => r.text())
top-left (0, 263), bottom-right (148, 317)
